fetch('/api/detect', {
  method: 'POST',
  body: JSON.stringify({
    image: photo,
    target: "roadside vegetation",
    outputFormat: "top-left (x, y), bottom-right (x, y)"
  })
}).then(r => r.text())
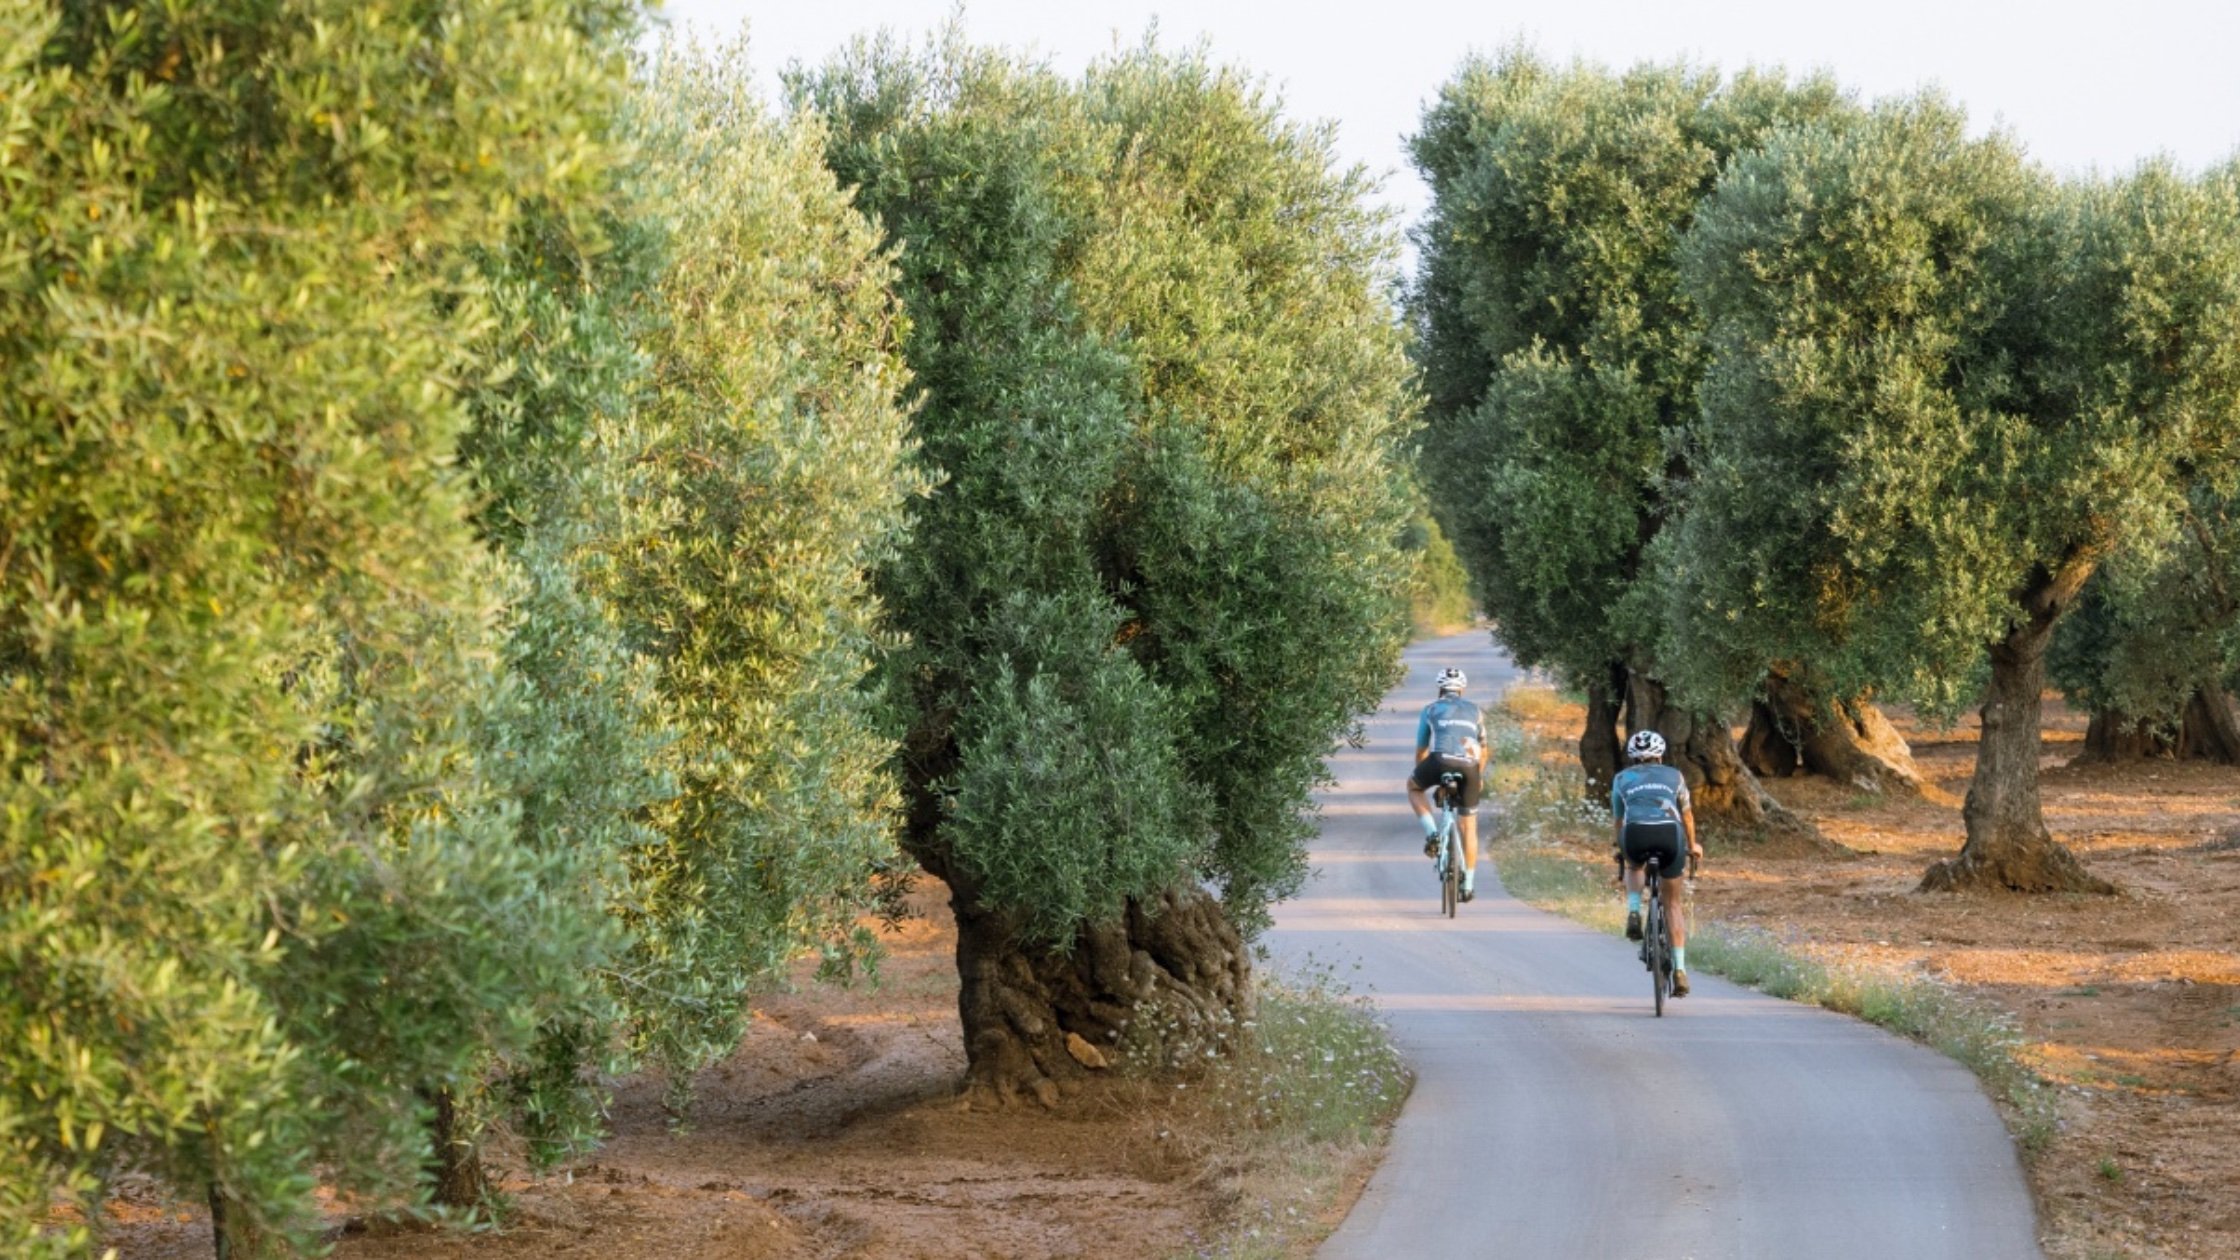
top-left (1403, 509), bottom-right (1477, 637)
top-left (1123, 964), bottom-right (1412, 1260)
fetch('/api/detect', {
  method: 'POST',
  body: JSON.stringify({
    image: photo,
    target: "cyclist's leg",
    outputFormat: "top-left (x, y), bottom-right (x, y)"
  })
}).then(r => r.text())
top-left (1457, 809), bottom-right (1478, 867)
top-left (1655, 837), bottom-right (1691, 993)
top-left (1445, 763), bottom-right (1483, 897)
top-left (1636, 827), bottom-right (1685, 945)
top-left (1405, 763), bottom-right (1440, 852)
top-left (1618, 822), bottom-right (1649, 937)
top-left (1454, 760), bottom-right (1484, 870)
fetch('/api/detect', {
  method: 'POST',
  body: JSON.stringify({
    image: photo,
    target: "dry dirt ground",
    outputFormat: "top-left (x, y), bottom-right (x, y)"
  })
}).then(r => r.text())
top-left (1507, 693), bottom-right (2240, 1260)
top-left (84, 698), bottom-right (2235, 1260)
top-left (93, 879), bottom-right (1352, 1260)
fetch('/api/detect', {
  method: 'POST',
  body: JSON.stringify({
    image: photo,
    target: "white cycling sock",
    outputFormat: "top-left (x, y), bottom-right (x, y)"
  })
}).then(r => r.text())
top-left (1418, 812), bottom-right (1439, 838)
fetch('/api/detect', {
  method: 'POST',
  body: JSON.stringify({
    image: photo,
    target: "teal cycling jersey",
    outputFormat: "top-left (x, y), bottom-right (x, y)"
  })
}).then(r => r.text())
top-left (1416, 696), bottom-right (1485, 761)
top-left (1610, 762), bottom-right (1690, 825)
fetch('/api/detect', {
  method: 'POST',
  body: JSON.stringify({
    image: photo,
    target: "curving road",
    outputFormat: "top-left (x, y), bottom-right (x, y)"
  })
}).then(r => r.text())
top-left (1268, 632), bottom-right (2042, 1260)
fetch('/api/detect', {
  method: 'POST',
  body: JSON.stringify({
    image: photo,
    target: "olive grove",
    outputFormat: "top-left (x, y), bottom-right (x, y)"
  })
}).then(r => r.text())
top-left (1408, 50), bottom-right (1879, 820)
top-left (1672, 97), bottom-right (2240, 890)
top-left (1, 8), bottom-right (918, 1254)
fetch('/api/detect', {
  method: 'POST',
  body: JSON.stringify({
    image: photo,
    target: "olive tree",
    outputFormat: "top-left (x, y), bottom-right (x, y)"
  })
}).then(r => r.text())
top-left (1409, 50), bottom-right (1869, 813)
top-left (585, 39), bottom-right (924, 1106)
top-left (0, 0), bottom-right (639, 1251)
top-left (1674, 95), bottom-right (2240, 891)
top-left (799, 36), bottom-right (1413, 1107)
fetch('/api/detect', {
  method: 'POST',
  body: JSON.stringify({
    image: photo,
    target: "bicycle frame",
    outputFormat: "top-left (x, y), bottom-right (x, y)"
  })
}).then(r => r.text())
top-left (1640, 852), bottom-right (1696, 1016)
top-left (1433, 774), bottom-right (1465, 918)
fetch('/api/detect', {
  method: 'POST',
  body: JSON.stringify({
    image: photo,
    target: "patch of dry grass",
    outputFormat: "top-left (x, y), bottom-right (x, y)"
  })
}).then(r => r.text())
top-left (1120, 964), bottom-right (1412, 1259)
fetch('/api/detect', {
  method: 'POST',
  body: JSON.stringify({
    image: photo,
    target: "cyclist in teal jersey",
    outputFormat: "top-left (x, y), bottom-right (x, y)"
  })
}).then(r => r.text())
top-left (1610, 730), bottom-right (1703, 996)
top-left (1407, 667), bottom-right (1489, 901)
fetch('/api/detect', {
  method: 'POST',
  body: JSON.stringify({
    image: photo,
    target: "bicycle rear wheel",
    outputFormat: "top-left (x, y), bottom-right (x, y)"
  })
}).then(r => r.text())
top-left (1441, 830), bottom-right (1459, 918)
top-left (1646, 879), bottom-right (1668, 1017)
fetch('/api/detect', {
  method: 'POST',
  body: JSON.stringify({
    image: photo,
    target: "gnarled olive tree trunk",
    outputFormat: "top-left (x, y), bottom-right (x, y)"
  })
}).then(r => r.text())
top-left (1624, 671), bottom-right (1816, 841)
top-left (2075, 682), bottom-right (2240, 765)
top-left (948, 876), bottom-right (1248, 1109)
top-left (901, 740), bottom-right (1250, 1109)
top-left (1922, 577), bottom-right (2115, 893)
top-left (1577, 661), bottom-right (1626, 800)
top-left (1740, 669), bottom-right (1924, 794)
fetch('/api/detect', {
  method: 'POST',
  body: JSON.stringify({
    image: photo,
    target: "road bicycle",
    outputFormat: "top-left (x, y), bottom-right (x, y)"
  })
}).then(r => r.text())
top-left (1639, 852), bottom-right (1697, 1016)
top-left (1431, 771), bottom-right (1465, 918)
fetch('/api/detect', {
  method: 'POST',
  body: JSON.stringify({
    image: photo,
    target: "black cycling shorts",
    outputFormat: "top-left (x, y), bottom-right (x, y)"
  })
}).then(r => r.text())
top-left (1411, 754), bottom-right (1482, 810)
top-left (1621, 819), bottom-right (1686, 878)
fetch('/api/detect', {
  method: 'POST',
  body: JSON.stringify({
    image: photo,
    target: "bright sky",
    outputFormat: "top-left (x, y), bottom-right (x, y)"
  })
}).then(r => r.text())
top-left (656, 0), bottom-right (2240, 243)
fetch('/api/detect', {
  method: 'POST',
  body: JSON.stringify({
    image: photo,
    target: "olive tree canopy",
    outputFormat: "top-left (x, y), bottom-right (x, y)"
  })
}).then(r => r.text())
top-left (1408, 50), bottom-right (1859, 814)
top-left (1673, 95), bottom-right (2240, 890)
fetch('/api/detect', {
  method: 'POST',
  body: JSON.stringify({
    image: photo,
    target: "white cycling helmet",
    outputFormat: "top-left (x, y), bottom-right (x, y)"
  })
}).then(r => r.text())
top-left (1435, 667), bottom-right (1466, 695)
top-left (1625, 730), bottom-right (1667, 762)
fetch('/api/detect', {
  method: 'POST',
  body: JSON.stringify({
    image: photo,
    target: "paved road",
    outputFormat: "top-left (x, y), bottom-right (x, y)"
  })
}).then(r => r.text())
top-left (1268, 631), bottom-right (2042, 1260)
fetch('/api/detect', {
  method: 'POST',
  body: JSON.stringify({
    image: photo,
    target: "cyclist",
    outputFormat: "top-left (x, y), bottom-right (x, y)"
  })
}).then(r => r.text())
top-left (1611, 730), bottom-right (1703, 997)
top-left (1407, 667), bottom-right (1489, 901)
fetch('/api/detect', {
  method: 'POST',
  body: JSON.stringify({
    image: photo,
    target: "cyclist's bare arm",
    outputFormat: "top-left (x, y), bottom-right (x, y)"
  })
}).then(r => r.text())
top-left (1682, 807), bottom-right (1702, 866)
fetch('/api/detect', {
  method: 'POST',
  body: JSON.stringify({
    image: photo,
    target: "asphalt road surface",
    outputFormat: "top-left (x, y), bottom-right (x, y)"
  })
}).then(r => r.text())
top-left (1268, 631), bottom-right (2043, 1260)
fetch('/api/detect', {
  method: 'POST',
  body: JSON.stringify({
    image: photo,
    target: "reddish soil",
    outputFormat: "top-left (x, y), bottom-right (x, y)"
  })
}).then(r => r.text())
top-left (1512, 693), bottom-right (2240, 1260)
top-left (86, 688), bottom-right (2234, 1260)
top-left (95, 882), bottom-right (1240, 1260)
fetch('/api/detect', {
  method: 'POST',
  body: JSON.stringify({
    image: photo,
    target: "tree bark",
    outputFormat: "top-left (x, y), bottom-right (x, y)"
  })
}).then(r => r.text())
top-left (1737, 696), bottom-right (1800, 779)
top-left (903, 700), bottom-right (1253, 1109)
top-left (1741, 670), bottom-right (1924, 794)
top-left (207, 1184), bottom-right (267, 1260)
top-left (423, 1086), bottom-right (489, 1211)
top-left (2078, 708), bottom-right (2175, 761)
top-left (208, 1184), bottom-right (230, 1260)
top-left (2076, 683), bottom-right (2240, 765)
top-left (2177, 686), bottom-right (2240, 763)
top-left (1922, 571), bottom-right (2115, 893)
top-left (1577, 661), bottom-right (1625, 800)
top-left (950, 879), bottom-right (1250, 1109)
top-left (1623, 670), bottom-right (1816, 841)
